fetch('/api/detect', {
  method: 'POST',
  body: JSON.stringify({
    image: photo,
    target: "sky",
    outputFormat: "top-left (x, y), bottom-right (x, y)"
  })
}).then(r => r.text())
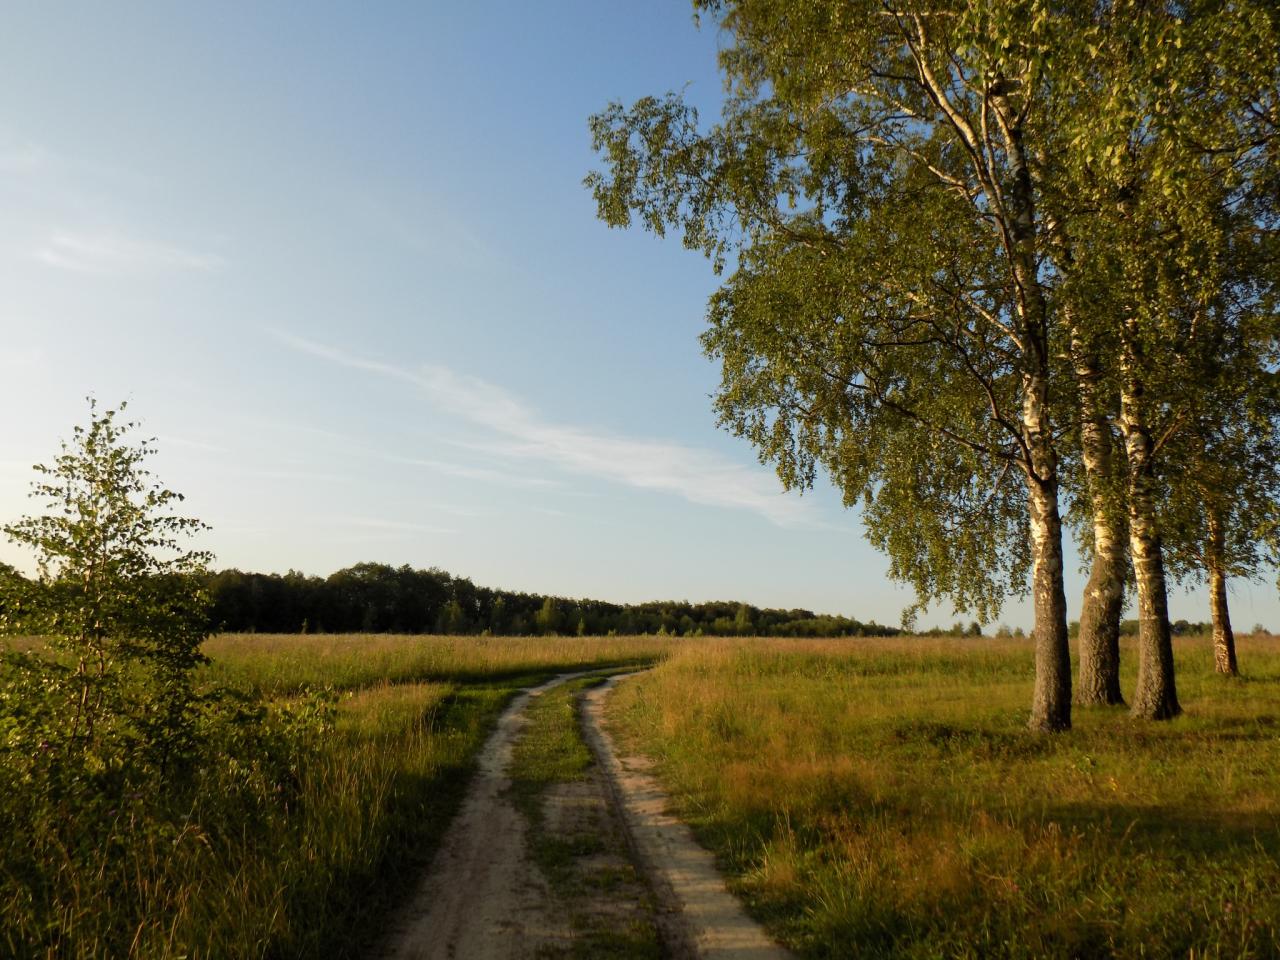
top-left (1, 2), bottom-right (1275, 631)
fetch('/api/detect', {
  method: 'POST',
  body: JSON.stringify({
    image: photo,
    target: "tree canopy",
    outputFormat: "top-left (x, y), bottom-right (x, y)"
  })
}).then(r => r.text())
top-left (588, 0), bottom-right (1280, 727)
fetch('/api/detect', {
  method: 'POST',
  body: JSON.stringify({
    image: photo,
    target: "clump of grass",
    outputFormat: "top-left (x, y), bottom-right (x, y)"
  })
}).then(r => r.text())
top-left (608, 635), bottom-right (1280, 959)
top-left (510, 679), bottom-right (599, 808)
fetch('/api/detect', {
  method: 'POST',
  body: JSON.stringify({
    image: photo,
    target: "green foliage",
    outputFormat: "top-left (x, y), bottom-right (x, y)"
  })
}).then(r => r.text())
top-left (202, 562), bottom-right (899, 638)
top-left (1, 400), bottom-right (213, 771)
top-left (586, 0), bottom-right (1073, 623)
top-left (0, 630), bottom-right (669, 957)
top-left (0, 668), bottom-right (334, 959)
top-left (1160, 358), bottom-right (1280, 587)
top-left (536, 595), bottom-right (563, 635)
top-left (0, 403), bottom-right (339, 958)
top-left (1045, 1), bottom-right (1280, 592)
top-left (587, 0), bottom-right (1280, 726)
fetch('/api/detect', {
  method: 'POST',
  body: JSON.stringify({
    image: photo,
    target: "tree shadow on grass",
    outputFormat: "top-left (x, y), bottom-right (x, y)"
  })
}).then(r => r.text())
top-left (1033, 801), bottom-right (1280, 858)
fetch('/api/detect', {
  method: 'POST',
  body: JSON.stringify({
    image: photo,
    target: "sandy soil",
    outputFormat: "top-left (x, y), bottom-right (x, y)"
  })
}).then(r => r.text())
top-left (374, 670), bottom-right (792, 960)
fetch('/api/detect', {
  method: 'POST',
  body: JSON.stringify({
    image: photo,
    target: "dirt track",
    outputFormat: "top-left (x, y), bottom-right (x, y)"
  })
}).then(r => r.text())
top-left (374, 670), bottom-right (792, 960)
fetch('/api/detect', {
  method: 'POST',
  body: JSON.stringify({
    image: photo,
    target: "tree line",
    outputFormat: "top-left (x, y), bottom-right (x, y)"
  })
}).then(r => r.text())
top-left (588, 0), bottom-right (1280, 729)
top-left (201, 562), bottom-right (899, 638)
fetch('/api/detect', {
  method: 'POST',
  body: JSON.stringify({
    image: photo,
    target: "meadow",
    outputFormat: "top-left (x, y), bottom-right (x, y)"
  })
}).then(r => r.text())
top-left (1, 633), bottom-right (668, 960)
top-left (607, 633), bottom-right (1280, 959)
top-left (9, 629), bottom-right (1280, 959)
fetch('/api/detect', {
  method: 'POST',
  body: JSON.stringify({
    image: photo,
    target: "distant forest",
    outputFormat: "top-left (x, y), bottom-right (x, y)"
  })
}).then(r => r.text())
top-left (0, 559), bottom-right (1227, 639)
top-left (202, 562), bottom-right (899, 638)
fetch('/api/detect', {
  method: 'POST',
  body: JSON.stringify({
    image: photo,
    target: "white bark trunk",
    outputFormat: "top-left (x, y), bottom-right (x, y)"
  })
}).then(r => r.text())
top-left (1120, 335), bottom-right (1180, 720)
top-left (1207, 512), bottom-right (1239, 676)
top-left (1073, 344), bottom-right (1126, 706)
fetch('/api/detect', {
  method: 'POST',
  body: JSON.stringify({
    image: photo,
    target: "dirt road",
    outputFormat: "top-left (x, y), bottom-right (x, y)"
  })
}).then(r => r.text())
top-left (374, 670), bottom-right (792, 960)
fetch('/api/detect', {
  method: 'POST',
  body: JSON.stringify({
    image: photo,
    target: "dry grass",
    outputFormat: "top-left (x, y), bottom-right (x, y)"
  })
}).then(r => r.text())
top-left (202, 632), bottom-right (673, 693)
top-left (607, 633), bottom-right (1280, 959)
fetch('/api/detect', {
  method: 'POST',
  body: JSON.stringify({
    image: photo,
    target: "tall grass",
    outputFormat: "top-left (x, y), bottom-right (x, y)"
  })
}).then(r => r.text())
top-left (3, 633), bottom-right (668, 958)
top-left (202, 632), bottom-right (670, 694)
top-left (608, 634), bottom-right (1280, 959)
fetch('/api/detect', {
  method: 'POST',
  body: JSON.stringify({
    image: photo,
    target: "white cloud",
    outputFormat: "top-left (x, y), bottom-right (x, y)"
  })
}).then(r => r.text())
top-left (34, 230), bottom-right (224, 275)
top-left (271, 330), bottom-right (811, 527)
top-left (235, 412), bottom-right (555, 493)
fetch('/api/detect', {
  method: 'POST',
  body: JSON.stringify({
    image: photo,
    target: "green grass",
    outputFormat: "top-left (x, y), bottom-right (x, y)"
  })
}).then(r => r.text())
top-left (607, 633), bottom-right (1280, 959)
top-left (2, 633), bottom-right (668, 959)
top-left (510, 677), bottom-right (601, 818)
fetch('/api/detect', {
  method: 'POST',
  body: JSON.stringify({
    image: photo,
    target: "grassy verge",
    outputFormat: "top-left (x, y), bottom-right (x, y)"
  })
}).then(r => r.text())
top-left (266, 678), bottom-right (522, 958)
top-left (607, 635), bottom-right (1280, 959)
top-left (509, 675), bottom-right (662, 959)
top-left (2, 634), bottom-right (667, 958)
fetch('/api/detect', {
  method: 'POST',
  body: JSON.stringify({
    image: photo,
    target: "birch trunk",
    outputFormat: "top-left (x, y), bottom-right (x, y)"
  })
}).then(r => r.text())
top-left (1027, 469), bottom-right (1073, 731)
top-left (1120, 339), bottom-right (1181, 720)
top-left (1076, 509), bottom-right (1126, 704)
top-left (997, 97), bottom-right (1072, 732)
top-left (1207, 512), bottom-right (1239, 676)
top-left (1073, 346), bottom-right (1126, 706)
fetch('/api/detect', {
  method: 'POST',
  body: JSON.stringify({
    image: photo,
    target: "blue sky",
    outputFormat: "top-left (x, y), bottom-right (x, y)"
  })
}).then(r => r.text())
top-left (1, 2), bottom-right (1275, 631)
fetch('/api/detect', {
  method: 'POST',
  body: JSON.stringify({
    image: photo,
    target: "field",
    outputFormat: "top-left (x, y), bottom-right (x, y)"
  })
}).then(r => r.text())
top-left (8, 630), bottom-right (1280, 959)
top-left (606, 633), bottom-right (1280, 958)
top-left (1, 633), bottom-right (668, 960)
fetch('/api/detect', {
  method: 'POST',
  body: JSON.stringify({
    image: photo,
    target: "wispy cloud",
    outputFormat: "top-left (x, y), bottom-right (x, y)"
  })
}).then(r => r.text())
top-left (271, 330), bottom-right (811, 527)
top-left (155, 434), bottom-right (231, 455)
top-left (329, 515), bottom-right (455, 535)
top-left (383, 453), bottom-right (558, 489)
top-left (35, 230), bottom-right (224, 275)
top-left (212, 466), bottom-right (355, 484)
top-left (237, 413), bottom-right (554, 493)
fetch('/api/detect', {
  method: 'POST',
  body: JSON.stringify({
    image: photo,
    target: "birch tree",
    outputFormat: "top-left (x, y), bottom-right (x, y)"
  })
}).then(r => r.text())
top-left (589, 0), bottom-right (1278, 727)
top-left (1, 401), bottom-right (212, 770)
top-left (1161, 332), bottom-right (1280, 676)
top-left (1050, 0), bottom-right (1280, 716)
top-left (589, 0), bottom-right (1079, 729)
